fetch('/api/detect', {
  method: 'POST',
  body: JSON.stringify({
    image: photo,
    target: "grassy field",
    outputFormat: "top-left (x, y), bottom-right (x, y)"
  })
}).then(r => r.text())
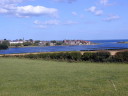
top-left (0, 58), bottom-right (128, 96)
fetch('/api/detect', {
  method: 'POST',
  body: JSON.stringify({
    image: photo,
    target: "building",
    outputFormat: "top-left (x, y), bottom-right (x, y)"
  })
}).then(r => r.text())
top-left (9, 40), bottom-right (24, 44)
top-left (63, 40), bottom-right (91, 45)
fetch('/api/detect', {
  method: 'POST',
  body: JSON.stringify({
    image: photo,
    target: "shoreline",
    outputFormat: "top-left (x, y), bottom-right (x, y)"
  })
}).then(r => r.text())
top-left (9, 44), bottom-right (97, 48)
top-left (118, 42), bottom-right (128, 44)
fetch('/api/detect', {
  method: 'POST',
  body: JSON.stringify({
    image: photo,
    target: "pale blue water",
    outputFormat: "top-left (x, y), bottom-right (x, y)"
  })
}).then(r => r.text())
top-left (0, 39), bottom-right (128, 54)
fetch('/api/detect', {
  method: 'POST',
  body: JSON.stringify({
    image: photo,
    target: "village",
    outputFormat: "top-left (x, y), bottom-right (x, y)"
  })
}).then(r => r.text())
top-left (0, 39), bottom-right (92, 47)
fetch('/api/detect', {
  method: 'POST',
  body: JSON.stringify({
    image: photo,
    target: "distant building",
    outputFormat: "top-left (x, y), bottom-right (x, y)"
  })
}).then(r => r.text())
top-left (64, 40), bottom-right (91, 45)
top-left (10, 40), bottom-right (24, 44)
top-left (49, 43), bottom-right (55, 46)
top-left (39, 41), bottom-right (49, 46)
top-left (5, 39), bottom-right (92, 46)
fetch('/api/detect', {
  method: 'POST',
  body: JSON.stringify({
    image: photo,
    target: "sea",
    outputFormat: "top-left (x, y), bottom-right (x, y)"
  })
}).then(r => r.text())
top-left (0, 39), bottom-right (128, 54)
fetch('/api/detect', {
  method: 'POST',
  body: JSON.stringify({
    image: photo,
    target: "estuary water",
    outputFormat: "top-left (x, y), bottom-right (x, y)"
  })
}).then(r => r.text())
top-left (0, 39), bottom-right (128, 54)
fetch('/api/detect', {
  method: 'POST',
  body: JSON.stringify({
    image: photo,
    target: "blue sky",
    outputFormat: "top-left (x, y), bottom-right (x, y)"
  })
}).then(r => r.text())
top-left (0, 0), bottom-right (128, 40)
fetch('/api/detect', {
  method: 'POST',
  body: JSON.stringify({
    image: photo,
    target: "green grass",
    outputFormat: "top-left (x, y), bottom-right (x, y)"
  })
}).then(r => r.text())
top-left (0, 58), bottom-right (128, 96)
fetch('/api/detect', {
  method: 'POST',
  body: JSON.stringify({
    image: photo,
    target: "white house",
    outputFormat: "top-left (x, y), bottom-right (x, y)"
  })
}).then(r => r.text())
top-left (10, 41), bottom-right (24, 44)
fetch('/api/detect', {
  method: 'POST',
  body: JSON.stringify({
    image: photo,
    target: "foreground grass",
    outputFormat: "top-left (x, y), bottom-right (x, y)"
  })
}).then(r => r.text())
top-left (0, 58), bottom-right (128, 96)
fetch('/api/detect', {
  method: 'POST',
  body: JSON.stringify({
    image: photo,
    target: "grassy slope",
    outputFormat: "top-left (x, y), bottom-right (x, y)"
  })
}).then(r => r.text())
top-left (0, 58), bottom-right (128, 96)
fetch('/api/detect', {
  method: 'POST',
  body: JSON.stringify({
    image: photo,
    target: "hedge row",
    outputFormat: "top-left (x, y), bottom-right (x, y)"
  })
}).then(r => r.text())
top-left (21, 51), bottom-right (107, 62)
top-left (82, 51), bottom-right (111, 62)
top-left (114, 51), bottom-right (128, 62)
top-left (24, 52), bottom-right (82, 61)
top-left (4, 51), bottom-right (128, 63)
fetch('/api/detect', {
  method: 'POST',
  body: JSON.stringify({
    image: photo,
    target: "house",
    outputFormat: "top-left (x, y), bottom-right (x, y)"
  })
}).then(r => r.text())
top-left (9, 40), bottom-right (24, 44)
top-left (63, 40), bottom-right (91, 45)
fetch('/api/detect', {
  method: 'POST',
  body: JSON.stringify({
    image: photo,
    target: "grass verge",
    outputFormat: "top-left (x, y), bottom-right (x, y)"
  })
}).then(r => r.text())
top-left (0, 58), bottom-right (128, 96)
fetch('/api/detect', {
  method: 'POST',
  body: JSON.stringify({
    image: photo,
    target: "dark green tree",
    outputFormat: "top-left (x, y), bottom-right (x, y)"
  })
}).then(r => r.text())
top-left (34, 40), bottom-right (40, 46)
top-left (2, 40), bottom-right (10, 46)
top-left (23, 42), bottom-right (33, 46)
top-left (51, 40), bottom-right (56, 43)
top-left (46, 42), bottom-right (50, 46)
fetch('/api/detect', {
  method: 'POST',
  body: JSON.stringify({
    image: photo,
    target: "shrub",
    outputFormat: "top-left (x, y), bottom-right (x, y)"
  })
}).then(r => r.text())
top-left (24, 54), bottom-right (38, 59)
top-left (92, 51), bottom-right (111, 62)
top-left (82, 51), bottom-right (110, 62)
top-left (114, 51), bottom-right (128, 62)
top-left (23, 42), bottom-right (33, 46)
top-left (6, 51), bottom-right (128, 63)
top-left (0, 44), bottom-right (8, 50)
top-left (81, 52), bottom-right (94, 61)
top-left (67, 52), bottom-right (82, 61)
top-left (38, 53), bottom-right (50, 59)
top-left (106, 56), bottom-right (118, 62)
top-left (23, 52), bottom-right (82, 61)
top-left (48, 52), bottom-right (82, 61)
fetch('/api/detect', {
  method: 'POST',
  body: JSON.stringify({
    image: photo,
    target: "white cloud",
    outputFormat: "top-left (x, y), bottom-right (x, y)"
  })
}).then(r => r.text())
top-left (104, 15), bottom-right (120, 21)
top-left (0, 0), bottom-right (58, 18)
top-left (34, 20), bottom-right (78, 28)
top-left (95, 10), bottom-right (103, 15)
top-left (86, 6), bottom-right (103, 16)
top-left (87, 6), bottom-right (96, 13)
top-left (100, 0), bottom-right (113, 6)
top-left (100, 0), bottom-right (108, 5)
top-left (34, 19), bottom-right (60, 29)
top-left (16, 5), bottom-right (58, 17)
top-left (0, 8), bottom-right (8, 14)
top-left (34, 19), bottom-right (60, 25)
top-left (72, 12), bottom-right (85, 18)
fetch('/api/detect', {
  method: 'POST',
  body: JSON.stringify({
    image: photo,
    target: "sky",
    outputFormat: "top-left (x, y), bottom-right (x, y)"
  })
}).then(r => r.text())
top-left (0, 0), bottom-right (128, 40)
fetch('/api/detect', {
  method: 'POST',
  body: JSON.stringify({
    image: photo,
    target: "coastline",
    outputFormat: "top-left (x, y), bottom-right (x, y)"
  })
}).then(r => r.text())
top-left (1, 40), bottom-right (127, 55)
top-left (118, 42), bottom-right (128, 44)
top-left (9, 43), bottom-right (98, 48)
top-left (9, 46), bottom-right (39, 48)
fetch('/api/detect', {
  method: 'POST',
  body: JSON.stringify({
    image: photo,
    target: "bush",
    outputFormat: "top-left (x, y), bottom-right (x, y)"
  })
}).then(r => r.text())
top-left (24, 54), bottom-right (38, 59)
top-left (48, 52), bottom-right (81, 61)
top-left (81, 52), bottom-right (94, 61)
top-left (0, 44), bottom-right (8, 50)
top-left (67, 52), bottom-right (82, 61)
top-left (82, 51), bottom-right (111, 62)
top-left (5, 51), bottom-right (128, 63)
top-left (23, 52), bottom-right (82, 61)
top-left (114, 51), bottom-right (128, 62)
top-left (106, 56), bottom-right (118, 62)
top-left (10, 43), bottom-right (22, 47)
top-left (92, 51), bottom-right (111, 62)
top-left (23, 42), bottom-right (33, 46)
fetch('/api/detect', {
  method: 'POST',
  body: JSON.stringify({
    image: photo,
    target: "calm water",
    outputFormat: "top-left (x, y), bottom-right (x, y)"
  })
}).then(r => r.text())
top-left (0, 39), bottom-right (128, 54)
